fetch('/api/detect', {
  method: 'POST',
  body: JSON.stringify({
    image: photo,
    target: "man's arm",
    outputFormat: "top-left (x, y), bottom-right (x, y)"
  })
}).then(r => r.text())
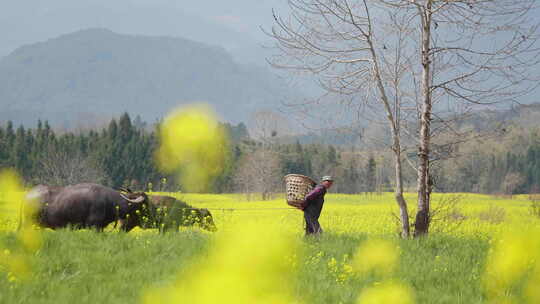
top-left (304, 186), bottom-right (324, 203)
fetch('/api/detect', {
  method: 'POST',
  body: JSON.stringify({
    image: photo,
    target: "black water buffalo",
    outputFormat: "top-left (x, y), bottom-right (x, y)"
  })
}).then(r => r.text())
top-left (25, 184), bottom-right (64, 223)
top-left (26, 184), bottom-right (63, 207)
top-left (137, 195), bottom-right (217, 232)
top-left (26, 183), bottom-right (148, 231)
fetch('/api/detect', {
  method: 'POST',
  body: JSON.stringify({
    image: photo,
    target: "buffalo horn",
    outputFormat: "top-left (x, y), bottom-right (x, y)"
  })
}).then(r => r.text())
top-left (120, 193), bottom-right (145, 203)
top-left (118, 187), bottom-right (133, 193)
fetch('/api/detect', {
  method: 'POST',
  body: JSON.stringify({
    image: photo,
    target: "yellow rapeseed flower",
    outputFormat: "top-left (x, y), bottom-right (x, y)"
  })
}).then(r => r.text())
top-left (17, 227), bottom-right (42, 253)
top-left (7, 254), bottom-right (31, 281)
top-left (155, 104), bottom-right (228, 192)
top-left (483, 231), bottom-right (539, 298)
top-left (0, 169), bottom-right (42, 281)
top-left (356, 281), bottom-right (415, 304)
top-left (352, 239), bottom-right (399, 277)
top-left (526, 271), bottom-right (540, 304)
top-left (0, 169), bottom-right (26, 227)
top-left (143, 220), bottom-right (300, 304)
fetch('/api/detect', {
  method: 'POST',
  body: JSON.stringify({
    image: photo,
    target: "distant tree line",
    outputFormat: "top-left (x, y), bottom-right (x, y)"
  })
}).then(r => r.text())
top-left (0, 113), bottom-right (246, 192)
top-left (433, 127), bottom-right (540, 195)
top-left (0, 114), bottom-right (362, 194)
top-left (0, 115), bottom-right (538, 195)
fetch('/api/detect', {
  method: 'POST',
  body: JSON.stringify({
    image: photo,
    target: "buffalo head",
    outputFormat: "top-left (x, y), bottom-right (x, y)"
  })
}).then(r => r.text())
top-left (118, 191), bottom-right (149, 232)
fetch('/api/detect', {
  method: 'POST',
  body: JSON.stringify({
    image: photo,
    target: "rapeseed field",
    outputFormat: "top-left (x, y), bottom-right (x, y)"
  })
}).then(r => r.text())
top-left (1, 188), bottom-right (540, 303)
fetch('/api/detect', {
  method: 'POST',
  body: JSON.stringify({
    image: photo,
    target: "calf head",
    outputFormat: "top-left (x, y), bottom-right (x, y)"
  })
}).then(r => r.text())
top-left (191, 208), bottom-right (217, 232)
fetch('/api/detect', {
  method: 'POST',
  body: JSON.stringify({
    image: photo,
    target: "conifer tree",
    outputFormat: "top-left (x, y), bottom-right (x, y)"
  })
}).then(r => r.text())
top-left (366, 155), bottom-right (377, 192)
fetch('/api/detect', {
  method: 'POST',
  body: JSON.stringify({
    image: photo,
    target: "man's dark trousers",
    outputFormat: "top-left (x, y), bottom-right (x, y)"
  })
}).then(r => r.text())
top-left (304, 204), bottom-right (323, 234)
top-left (303, 185), bottom-right (326, 235)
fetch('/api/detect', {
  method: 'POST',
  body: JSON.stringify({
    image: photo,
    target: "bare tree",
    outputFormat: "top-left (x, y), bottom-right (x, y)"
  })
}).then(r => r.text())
top-left (269, 0), bottom-right (540, 237)
top-left (428, 194), bottom-right (466, 234)
top-left (234, 149), bottom-right (283, 200)
top-left (502, 172), bottom-right (525, 196)
top-left (269, 1), bottom-right (417, 237)
top-left (249, 110), bottom-right (293, 142)
top-left (35, 146), bottom-right (109, 186)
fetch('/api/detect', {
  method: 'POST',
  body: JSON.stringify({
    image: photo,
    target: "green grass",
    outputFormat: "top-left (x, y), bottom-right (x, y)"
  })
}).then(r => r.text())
top-left (295, 233), bottom-right (489, 304)
top-left (0, 192), bottom-right (538, 303)
top-left (0, 231), bottom-right (490, 304)
top-left (0, 230), bottom-right (210, 304)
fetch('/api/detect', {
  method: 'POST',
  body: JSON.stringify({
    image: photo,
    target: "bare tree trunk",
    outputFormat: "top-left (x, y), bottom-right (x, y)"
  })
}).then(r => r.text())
top-left (365, 10), bottom-right (411, 238)
top-left (415, 3), bottom-right (433, 237)
top-left (393, 141), bottom-right (410, 238)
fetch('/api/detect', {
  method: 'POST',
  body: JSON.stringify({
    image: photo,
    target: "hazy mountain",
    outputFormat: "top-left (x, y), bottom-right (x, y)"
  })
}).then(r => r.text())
top-left (0, 1), bottom-right (289, 65)
top-left (461, 102), bottom-right (540, 130)
top-left (275, 103), bottom-right (540, 147)
top-left (0, 29), bottom-right (292, 127)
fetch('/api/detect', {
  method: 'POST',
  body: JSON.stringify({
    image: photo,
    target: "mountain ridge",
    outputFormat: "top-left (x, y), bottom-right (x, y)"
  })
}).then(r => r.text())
top-left (0, 28), bottom-right (290, 127)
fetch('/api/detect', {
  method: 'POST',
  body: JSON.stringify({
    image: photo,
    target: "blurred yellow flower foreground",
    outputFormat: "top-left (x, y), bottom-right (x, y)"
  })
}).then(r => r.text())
top-left (0, 169), bottom-right (26, 229)
top-left (143, 219), bottom-right (300, 304)
top-left (484, 228), bottom-right (540, 303)
top-left (357, 281), bottom-right (415, 304)
top-left (353, 239), bottom-right (400, 277)
top-left (0, 169), bottom-right (42, 282)
top-left (352, 239), bottom-right (414, 304)
top-left (155, 104), bottom-right (228, 192)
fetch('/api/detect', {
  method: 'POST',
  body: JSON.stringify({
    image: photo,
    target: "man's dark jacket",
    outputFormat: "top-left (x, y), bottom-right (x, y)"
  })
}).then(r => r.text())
top-left (303, 184), bottom-right (327, 216)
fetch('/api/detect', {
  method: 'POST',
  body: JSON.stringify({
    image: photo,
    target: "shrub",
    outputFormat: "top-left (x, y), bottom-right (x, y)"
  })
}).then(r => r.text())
top-left (478, 205), bottom-right (506, 224)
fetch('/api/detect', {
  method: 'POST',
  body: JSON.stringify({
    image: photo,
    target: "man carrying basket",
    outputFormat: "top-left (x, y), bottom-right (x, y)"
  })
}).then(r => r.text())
top-left (301, 176), bottom-right (334, 235)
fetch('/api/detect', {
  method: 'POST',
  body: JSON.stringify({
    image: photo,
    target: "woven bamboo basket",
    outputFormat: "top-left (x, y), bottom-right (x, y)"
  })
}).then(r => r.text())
top-left (284, 174), bottom-right (317, 208)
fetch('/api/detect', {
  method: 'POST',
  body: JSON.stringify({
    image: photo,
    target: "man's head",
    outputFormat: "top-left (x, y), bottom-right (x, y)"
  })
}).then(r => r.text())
top-left (321, 176), bottom-right (334, 189)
